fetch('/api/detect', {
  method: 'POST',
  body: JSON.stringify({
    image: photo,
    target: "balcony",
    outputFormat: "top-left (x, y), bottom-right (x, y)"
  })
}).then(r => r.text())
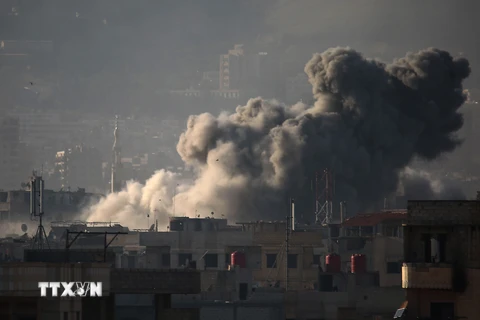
top-left (402, 263), bottom-right (452, 290)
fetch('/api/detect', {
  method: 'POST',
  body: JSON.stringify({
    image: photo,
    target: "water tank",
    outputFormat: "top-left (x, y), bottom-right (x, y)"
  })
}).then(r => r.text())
top-left (231, 251), bottom-right (246, 268)
top-left (325, 254), bottom-right (341, 273)
top-left (351, 254), bottom-right (367, 274)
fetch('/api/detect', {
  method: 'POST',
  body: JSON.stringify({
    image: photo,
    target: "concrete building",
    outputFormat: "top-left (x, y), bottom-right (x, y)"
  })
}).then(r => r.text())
top-left (54, 145), bottom-right (103, 192)
top-left (0, 262), bottom-right (201, 320)
top-left (140, 217), bottom-right (324, 291)
top-left (218, 44), bottom-right (279, 98)
top-left (219, 44), bottom-right (245, 91)
top-left (340, 210), bottom-right (406, 287)
top-left (402, 200), bottom-right (480, 319)
top-left (138, 217), bottom-right (407, 319)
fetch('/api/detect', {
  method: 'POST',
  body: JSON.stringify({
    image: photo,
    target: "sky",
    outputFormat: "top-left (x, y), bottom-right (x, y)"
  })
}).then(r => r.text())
top-left (1, 0), bottom-right (479, 117)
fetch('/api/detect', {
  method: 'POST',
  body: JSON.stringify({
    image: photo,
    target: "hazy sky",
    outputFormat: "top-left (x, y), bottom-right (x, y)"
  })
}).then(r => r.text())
top-left (1, 0), bottom-right (479, 115)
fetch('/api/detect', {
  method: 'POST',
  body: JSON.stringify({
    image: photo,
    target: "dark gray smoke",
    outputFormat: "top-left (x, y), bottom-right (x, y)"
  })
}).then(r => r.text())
top-left (401, 167), bottom-right (466, 201)
top-left (86, 47), bottom-right (470, 225)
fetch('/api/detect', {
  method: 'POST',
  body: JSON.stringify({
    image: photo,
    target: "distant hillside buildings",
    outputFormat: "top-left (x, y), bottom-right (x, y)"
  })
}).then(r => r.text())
top-left (0, 116), bottom-right (31, 190)
top-left (54, 145), bottom-right (103, 192)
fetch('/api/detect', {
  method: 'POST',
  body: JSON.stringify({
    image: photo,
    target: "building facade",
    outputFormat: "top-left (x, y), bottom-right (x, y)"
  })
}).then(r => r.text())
top-left (402, 200), bottom-right (480, 319)
top-left (55, 145), bottom-right (103, 192)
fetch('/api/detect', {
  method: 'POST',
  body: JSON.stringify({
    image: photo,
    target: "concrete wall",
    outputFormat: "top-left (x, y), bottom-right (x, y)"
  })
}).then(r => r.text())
top-left (0, 262), bottom-right (111, 296)
top-left (372, 236), bottom-right (403, 287)
top-left (140, 230), bottom-right (254, 269)
top-left (141, 223), bottom-right (324, 291)
top-left (407, 200), bottom-right (480, 225)
top-left (403, 201), bottom-right (480, 319)
top-left (252, 229), bottom-right (324, 290)
top-left (110, 269), bottom-right (200, 294)
top-left (115, 294), bottom-right (155, 320)
top-left (406, 268), bottom-right (480, 319)
top-left (338, 235), bottom-right (403, 288)
top-left (173, 300), bottom-right (284, 320)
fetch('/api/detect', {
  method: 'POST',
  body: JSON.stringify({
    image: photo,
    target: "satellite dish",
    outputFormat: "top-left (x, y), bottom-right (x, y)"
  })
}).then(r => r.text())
top-left (21, 224), bottom-right (28, 233)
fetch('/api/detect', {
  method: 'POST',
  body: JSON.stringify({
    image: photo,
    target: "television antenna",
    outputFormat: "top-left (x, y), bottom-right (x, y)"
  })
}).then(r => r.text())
top-left (30, 173), bottom-right (50, 250)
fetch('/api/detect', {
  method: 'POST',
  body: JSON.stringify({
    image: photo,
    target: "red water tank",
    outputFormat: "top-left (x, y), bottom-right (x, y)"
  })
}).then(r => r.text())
top-left (231, 251), bottom-right (246, 268)
top-left (325, 253), bottom-right (341, 273)
top-left (351, 254), bottom-right (367, 274)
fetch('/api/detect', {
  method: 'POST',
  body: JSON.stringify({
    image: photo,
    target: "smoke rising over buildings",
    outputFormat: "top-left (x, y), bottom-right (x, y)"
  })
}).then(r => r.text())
top-left (84, 47), bottom-right (470, 228)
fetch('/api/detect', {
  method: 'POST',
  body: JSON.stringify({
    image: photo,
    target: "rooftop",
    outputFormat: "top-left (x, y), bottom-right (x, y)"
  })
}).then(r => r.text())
top-left (342, 210), bottom-right (407, 227)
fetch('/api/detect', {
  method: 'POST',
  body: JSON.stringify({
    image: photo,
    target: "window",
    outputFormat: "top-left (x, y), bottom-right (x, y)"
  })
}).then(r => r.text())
top-left (225, 253), bottom-right (231, 266)
top-left (266, 254), bottom-right (277, 268)
top-left (161, 253), bottom-right (170, 268)
top-left (204, 253), bottom-right (218, 268)
top-left (313, 254), bottom-right (321, 265)
top-left (239, 283), bottom-right (248, 300)
top-left (178, 253), bottom-right (192, 267)
top-left (127, 256), bottom-right (135, 268)
top-left (64, 312), bottom-right (68, 320)
top-left (287, 254), bottom-right (298, 268)
top-left (438, 234), bottom-right (447, 263)
top-left (386, 261), bottom-right (401, 274)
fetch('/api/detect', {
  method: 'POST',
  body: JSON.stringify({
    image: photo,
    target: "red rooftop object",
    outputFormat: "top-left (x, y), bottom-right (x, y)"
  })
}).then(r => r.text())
top-left (341, 210), bottom-right (406, 227)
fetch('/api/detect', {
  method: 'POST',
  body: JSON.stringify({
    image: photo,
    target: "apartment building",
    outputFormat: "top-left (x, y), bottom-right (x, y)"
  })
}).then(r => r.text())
top-left (402, 200), bottom-right (480, 319)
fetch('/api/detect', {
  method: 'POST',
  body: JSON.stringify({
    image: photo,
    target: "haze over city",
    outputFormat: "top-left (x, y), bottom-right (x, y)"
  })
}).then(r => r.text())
top-left (1, 1), bottom-right (480, 319)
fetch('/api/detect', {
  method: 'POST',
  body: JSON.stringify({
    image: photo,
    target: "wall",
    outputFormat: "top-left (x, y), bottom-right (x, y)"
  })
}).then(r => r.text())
top-left (338, 235), bottom-right (403, 287)
top-left (140, 229), bottom-right (254, 270)
top-left (406, 268), bottom-right (480, 319)
top-left (173, 298), bottom-right (284, 320)
top-left (252, 228), bottom-right (324, 290)
top-left (110, 269), bottom-right (200, 294)
top-left (372, 236), bottom-right (403, 287)
top-left (407, 200), bottom-right (480, 225)
top-left (0, 262), bottom-right (111, 296)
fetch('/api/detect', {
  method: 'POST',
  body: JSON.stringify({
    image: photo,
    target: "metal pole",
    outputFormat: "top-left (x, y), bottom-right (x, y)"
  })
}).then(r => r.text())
top-left (173, 184), bottom-right (179, 217)
top-left (104, 231), bottom-right (107, 262)
top-left (285, 198), bottom-right (291, 292)
top-left (65, 230), bottom-right (69, 262)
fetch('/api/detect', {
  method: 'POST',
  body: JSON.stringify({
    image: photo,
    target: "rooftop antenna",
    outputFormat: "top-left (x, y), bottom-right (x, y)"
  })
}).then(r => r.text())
top-left (315, 168), bottom-right (335, 225)
top-left (30, 173), bottom-right (50, 250)
top-left (111, 115), bottom-right (122, 193)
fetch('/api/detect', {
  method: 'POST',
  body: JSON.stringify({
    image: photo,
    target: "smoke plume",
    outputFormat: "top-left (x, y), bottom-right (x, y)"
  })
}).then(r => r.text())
top-left (84, 47), bottom-right (470, 227)
top-left (401, 167), bottom-right (466, 200)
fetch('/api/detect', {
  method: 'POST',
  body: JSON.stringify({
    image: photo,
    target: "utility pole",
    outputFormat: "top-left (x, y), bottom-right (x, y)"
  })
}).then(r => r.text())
top-left (286, 198), bottom-right (294, 292)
